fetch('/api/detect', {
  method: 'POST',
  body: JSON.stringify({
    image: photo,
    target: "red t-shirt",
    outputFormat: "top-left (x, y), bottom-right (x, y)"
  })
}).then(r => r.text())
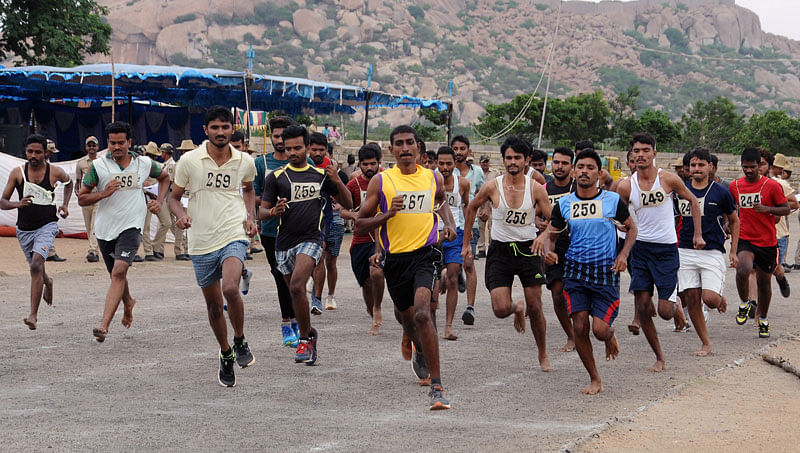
top-left (346, 174), bottom-right (376, 247)
top-left (729, 176), bottom-right (787, 247)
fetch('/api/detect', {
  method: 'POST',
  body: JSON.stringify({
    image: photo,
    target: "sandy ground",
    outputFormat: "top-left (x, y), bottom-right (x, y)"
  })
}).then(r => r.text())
top-left (2, 222), bottom-right (800, 451)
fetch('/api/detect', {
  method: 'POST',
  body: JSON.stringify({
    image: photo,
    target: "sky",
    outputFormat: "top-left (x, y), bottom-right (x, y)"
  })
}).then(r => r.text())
top-left (575, 0), bottom-right (800, 42)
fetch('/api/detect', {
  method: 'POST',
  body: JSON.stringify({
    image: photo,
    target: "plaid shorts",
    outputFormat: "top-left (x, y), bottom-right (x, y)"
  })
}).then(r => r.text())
top-left (276, 241), bottom-right (323, 275)
top-left (190, 240), bottom-right (249, 288)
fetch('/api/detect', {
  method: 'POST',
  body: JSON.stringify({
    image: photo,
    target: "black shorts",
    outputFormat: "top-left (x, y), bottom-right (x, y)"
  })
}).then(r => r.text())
top-left (350, 241), bottom-right (376, 287)
top-left (545, 252), bottom-right (567, 290)
top-left (97, 227), bottom-right (142, 273)
top-left (383, 246), bottom-right (439, 312)
top-left (738, 239), bottom-right (777, 274)
top-left (433, 244), bottom-right (445, 280)
top-left (485, 240), bottom-right (546, 291)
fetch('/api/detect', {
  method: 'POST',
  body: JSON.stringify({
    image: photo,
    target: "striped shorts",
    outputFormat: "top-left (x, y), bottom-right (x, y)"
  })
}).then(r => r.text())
top-left (276, 241), bottom-right (323, 275)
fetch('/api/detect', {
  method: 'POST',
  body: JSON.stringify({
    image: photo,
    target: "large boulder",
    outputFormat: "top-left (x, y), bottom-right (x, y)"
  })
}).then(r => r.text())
top-left (293, 9), bottom-right (326, 42)
top-left (340, 0), bottom-right (364, 11)
top-left (155, 20), bottom-right (207, 60)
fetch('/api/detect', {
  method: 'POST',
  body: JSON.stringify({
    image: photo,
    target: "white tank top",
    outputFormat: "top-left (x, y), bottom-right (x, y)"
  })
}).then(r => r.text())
top-left (445, 175), bottom-right (465, 230)
top-left (629, 168), bottom-right (676, 244)
top-left (492, 174), bottom-right (538, 242)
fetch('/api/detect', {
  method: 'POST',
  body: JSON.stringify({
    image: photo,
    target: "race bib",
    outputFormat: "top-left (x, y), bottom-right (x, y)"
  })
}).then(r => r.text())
top-left (640, 187), bottom-right (668, 207)
top-left (204, 169), bottom-right (237, 191)
top-left (446, 192), bottom-right (459, 208)
top-left (678, 198), bottom-right (705, 216)
top-left (738, 192), bottom-right (760, 209)
top-left (109, 172), bottom-right (139, 191)
top-left (290, 182), bottom-right (321, 202)
top-left (398, 190), bottom-right (431, 213)
top-left (570, 199), bottom-right (603, 220)
top-left (22, 182), bottom-right (55, 206)
top-left (548, 193), bottom-right (567, 208)
top-left (504, 208), bottom-right (532, 226)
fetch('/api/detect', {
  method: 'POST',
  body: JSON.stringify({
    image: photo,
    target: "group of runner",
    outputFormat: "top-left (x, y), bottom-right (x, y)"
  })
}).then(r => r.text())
top-left (3, 109), bottom-right (794, 409)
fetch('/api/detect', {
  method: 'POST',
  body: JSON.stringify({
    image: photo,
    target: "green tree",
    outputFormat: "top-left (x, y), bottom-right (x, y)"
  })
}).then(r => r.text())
top-left (609, 85), bottom-right (641, 145)
top-left (664, 27), bottom-right (689, 50)
top-left (634, 109), bottom-right (681, 152)
top-left (732, 110), bottom-right (800, 155)
top-left (679, 96), bottom-right (744, 154)
top-left (0, 0), bottom-right (112, 66)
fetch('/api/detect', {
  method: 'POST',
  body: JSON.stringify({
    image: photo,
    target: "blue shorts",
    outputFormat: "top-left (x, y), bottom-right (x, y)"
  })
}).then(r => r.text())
top-left (629, 241), bottom-right (679, 302)
top-left (190, 240), bottom-right (248, 288)
top-left (16, 221), bottom-right (59, 264)
top-left (563, 278), bottom-right (620, 325)
top-left (324, 221), bottom-right (345, 257)
top-left (442, 228), bottom-right (464, 265)
top-left (778, 236), bottom-right (788, 265)
top-left (276, 241), bottom-right (323, 275)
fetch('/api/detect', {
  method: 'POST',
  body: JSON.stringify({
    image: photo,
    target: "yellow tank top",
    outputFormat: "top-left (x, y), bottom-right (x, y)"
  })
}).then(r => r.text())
top-left (378, 165), bottom-right (438, 253)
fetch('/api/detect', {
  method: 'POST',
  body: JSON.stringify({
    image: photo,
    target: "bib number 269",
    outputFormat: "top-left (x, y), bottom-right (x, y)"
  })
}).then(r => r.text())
top-left (206, 172), bottom-right (231, 189)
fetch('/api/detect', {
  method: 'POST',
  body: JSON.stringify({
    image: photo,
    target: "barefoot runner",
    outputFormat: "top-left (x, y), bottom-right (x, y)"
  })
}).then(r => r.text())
top-left (1, 134), bottom-right (73, 329)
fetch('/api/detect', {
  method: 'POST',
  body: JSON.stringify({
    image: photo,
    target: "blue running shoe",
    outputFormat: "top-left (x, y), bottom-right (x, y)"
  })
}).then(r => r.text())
top-left (240, 268), bottom-right (253, 295)
top-left (291, 320), bottom-right (299, 338)
top-left (310, 296), bottom-right (323, 315)
top-left (282, 324), bottom-right (299, 347)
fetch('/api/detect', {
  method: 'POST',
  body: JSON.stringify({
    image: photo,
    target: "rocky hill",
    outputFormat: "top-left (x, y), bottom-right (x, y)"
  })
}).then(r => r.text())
top-left (93, 0), bottom-right (800, 125)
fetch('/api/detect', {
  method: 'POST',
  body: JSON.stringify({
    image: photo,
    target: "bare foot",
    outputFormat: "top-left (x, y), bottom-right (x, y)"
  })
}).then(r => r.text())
top-left (23, 317), bottom-right (37, 330)
top-left (512, 300), bottom-right (526, 333)
top-left (718, 297), bottom-right (727, 313)
top-left (443, 328), bottom-right (458, 341)
top-left (693, 344), bottom-right (712, 357)
top-left (581, 380), bottom-right (604, 395)
top-left (672, 320), bottom-right (688, 332)
top-left (121, 298), bottom-right (136, 329)
top-left (401, 332), bottom-right (412, 360)
top-left (43, 275), bottom-right (53, 306)
top-left (560, 339), bottom-right (575, 352)
top-left (367, 322), bottom-right (381, 336)
top-left (627, 323), bottom-right (640, 335)
top-left (605, 334), bottom-right (619, 361)
top-left (93, 327), bottom-right (107, 343)
top-left (418, 377), bottom-right (431, 386)
top-left (539, 355), bottom-right (555, 372)
top-left (648, 359), bottom-right (666, 372)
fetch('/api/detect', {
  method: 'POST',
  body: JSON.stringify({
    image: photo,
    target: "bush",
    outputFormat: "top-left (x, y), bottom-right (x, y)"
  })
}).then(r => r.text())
top-left (408, 5), bottom-right (425, 21)
top-left (535, 3), bottom-right (548, 11)
top-left (174, 13), bottom-right (197, 24)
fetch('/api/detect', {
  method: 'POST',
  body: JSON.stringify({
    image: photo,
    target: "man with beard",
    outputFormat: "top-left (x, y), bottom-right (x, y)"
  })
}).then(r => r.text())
top-left (575, 140), bottom-right (613, 190)
top-left (261, 125), bottom-right (352, 366)
top-left (1, 134), bottom-right (72, 330)
top-left (356, 125), bottom-right (455, 410)
top-left (463, 136), bottom-right (555, 372)
top-left (530, 148), bottom-right (554, 183)
top-left (543, 146), bottom-right (576, 352)
top-left (170, 107), bottom-right (258, 387)
top-left (534, 148), bottom-right (634, 394)
top-left (75, 136), bottom-right (101, 262)
top-left (79, 122), bottom-right (169, 342)
top-left (340, 143), bottom-right (385, 335)
top-left (676, 148), bottom-right (738, 355)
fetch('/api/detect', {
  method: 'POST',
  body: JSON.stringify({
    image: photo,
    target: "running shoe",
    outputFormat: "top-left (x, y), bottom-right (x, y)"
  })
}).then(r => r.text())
top-left (233, 337), bottom-right (255, 368)
top-left (758, 319), bottom-right (770, 338)
top-left (412, 348), bottom-right (430, 381)
top-left (291, 320), bottom-right (299, 339)
top-left (748, 300), bottom-right (757, 319)
top-left (295, 328), bottom-right (318, 365)
top-left (310, 296), bottom-right (323, 315)
top-left (461, 305), bottom-right (475, 325)
top-left (325, 295), bottom-right (338, 310)
top-left (240, 268), bottom-right (254, 295)
top-left (282, 324), bottom-right (299, 347)
top-left (736, 302), bottom-right (751, 325)
top-left (457, 270), bottom-right (466, 293)
top-left (428, 384), bottom-right (451, 410)
top-left (218, 349), bottom-right (236, 387)
top-left (777, 276), bottom-right (791, 298)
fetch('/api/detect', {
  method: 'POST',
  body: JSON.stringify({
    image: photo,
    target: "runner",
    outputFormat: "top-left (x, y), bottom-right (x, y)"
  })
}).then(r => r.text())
top-left (169, 106), bottom-right (257, 387)
top-left (575, 140), bottom-right (613, 190)
top-left (530, 148), bottom-right (554, 183)
top-left (534, 148), bottom-right (635, 394)
top-left (78, 122), bottom-right (169, 342)
top-left (1, 134), bottom-right (72, 330)
top-left (463, 135), bottom-right (555, 372)
top-left (543, 146), bottom-right (576, 352)
top-left (436, 146), bottom-right (471, 340)
top-left (729, 147), bottom-right (789, 338)
top-left (356, 125), bottom-right (456, 410)
top-left (615, 132), bottom-right (705, 372)
top-left (676, 148), bottom-right (739, 356)
top-left (340, 143), bottom-right (385, 335)
top-left (260, 125), bottom-right (353, 365)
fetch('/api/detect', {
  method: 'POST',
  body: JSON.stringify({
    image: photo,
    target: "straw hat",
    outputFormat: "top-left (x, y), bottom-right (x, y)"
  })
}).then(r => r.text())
top-left (144, 141), bottom-right (160, 157)
top-left (773, 153), bottom-right (792, 172)
top-left (177, 139), bottom-right (196, 151)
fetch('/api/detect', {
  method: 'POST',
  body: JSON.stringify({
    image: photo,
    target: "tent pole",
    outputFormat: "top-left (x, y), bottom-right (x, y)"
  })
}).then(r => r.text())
top-left (362, 91), bottom-right (371, 146)
top-left (446, 102), bottom-right (453, 145)
top-left (127, 95), bottom-right (133, 126)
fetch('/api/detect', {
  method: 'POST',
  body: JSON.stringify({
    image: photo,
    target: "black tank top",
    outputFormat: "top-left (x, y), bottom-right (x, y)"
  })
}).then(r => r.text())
top-left (545, 178), bottom-right (575, 254)
top-left (15, 163), bottom-right (58, 231)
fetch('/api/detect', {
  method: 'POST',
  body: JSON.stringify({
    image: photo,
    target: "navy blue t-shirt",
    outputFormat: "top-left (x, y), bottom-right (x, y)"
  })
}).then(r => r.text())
top-left (677, 181), bottom-right (735, 253)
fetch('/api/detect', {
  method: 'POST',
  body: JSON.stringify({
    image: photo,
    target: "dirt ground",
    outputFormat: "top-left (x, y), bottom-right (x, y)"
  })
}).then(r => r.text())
top-left (2, 223), bottom-right (800, 451)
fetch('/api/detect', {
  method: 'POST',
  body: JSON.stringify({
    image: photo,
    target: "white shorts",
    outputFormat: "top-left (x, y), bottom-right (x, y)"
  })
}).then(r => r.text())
top-left (678, 248), bottom-right (726, 294)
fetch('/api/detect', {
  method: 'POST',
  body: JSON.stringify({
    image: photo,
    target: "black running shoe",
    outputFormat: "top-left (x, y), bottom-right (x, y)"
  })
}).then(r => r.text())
top-left (411, 348), bottom-right (429, 380)
top-left (758, 319), bottom-right (770, 338)
top-left (233, 337), bottom-right (255, 368)
top-left (778, 277), bottom-right (791, 298)
top-left (748, 300), bottom-right (757, 319)
top-left (457, 270), bottom-right (466, 293)
top-left (218, 349), bottom-right (236, 387)
top-left (462, 305), bottom-right (475, 325)
top-left (428, 384), bottom-right (451, 410)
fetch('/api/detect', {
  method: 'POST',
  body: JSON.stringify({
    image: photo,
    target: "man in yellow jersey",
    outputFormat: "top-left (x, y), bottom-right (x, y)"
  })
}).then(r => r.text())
top-left (356, 125), bottom-right (456, 411)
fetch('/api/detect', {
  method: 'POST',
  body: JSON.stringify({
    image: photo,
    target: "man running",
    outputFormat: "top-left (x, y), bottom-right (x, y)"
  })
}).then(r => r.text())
top-left (530, 148), bottom-right (554, 183)
top-left (1, 134), bottom-right (72, 330)
top-left (543, 146), bottom-right (576, 352)
top-left (356, 125), bottom-right (456, 410)
top-left (169, 106), bottom-right (257, 387)
top-left (534, 148), bottom-right (635, 394)
top-left (340, 143), bottom-right (385, 335)
top-left (78, 122), bottom-right (169, 342)
top-left (260, 125), bottom-right (352, 365)
top-left (615, 132), bottom-right (704, 372)
top-left (676, 148), bottom-right (739, 355)
top-left (75, 136), bottom-right (100, 262)
top-left (729, 148), bottom-right (789, 338)
top-left (463, 136), bottom-right (554, 372)
top-left (436, 146), bottom-right (471, 340)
